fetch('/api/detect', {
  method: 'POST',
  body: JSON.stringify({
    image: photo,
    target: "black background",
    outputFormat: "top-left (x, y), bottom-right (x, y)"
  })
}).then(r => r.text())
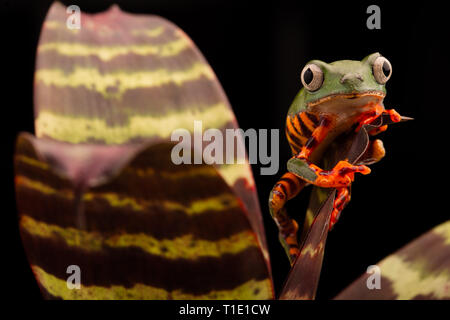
top-left (1, 0), bottom-right (448, 301)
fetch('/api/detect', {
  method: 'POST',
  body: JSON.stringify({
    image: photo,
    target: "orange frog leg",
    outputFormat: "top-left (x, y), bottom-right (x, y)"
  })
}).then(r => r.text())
top-left (329, 187), bottom-right (351, 230)
top-left (269, 172), bottom-right (306, 265)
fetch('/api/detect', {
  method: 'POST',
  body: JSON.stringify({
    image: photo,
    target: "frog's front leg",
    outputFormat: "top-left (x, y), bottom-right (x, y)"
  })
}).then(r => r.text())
top-left (269, 172), bottom-right (306, 265)
top-left (292, 116), bottom-right (371, 189)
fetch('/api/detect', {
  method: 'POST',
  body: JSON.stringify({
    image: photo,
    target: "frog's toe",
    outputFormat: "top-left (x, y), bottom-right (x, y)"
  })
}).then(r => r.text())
top-left (334, 160), bottom-right (371, 176)
top-left (385, 108), bottom-right (402, 123)
top-left (313, 160), bottom-right (370, 188)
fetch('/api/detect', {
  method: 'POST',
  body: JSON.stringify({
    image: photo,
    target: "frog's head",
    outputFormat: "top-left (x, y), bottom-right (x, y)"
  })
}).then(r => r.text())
top-left (289, 53), bottom-right (392, 115)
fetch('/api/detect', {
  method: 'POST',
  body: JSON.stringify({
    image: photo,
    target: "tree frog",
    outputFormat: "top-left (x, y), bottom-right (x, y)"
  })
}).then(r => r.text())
top-left (269, 53), bottom-right (402, 265)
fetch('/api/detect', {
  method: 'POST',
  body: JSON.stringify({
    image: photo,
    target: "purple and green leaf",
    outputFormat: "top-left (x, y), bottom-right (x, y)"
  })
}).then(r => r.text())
top-left (335, 220), bottom-right (450, 300)
top-left (15, 2), bottom-right (273, 299)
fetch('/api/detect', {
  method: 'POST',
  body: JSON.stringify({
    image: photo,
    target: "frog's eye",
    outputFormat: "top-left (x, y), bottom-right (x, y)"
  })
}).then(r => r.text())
top-left (301, 64), bottom-right (323, 92)
top-left (372, 56), bottom-right (392, 84)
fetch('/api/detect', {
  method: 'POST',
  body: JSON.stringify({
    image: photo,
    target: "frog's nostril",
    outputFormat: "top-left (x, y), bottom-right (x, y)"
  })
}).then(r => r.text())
top-left (340, 73), bottom-right (363, 84)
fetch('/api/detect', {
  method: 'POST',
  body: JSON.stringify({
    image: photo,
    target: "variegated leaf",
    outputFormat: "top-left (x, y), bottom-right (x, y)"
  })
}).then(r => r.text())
top-left (335, 220), bottom-right (450, 300)
top-left (15, 2), bottom-right (273, 299)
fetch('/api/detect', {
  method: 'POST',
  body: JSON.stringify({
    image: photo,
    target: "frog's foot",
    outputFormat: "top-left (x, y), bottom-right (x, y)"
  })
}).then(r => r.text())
top-left (383, 108), bottom-right (402, 123)
top-left (278, 219), bottom-right (300, 266)
top-left (310, 160), bottom-right (371, 188)
top-left (329, 187), bottom-right (351, 230)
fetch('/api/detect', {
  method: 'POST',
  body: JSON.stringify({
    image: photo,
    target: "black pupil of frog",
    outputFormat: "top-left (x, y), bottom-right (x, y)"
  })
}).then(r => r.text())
top-left (303, 68), bottom-right (313, 84)
top-left (382, 61), bottom-right (390, 77)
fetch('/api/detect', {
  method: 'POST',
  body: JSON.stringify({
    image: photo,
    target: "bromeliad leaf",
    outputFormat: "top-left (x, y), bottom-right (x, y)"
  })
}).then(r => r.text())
top-left (15, 2), bottom-right (273, 299)
top-left (34, 2), bottom-right (268, 259)
top-left (15, 135), bottom-right (273, 299)
top-left (335, 220), bottom-right (450, 300)
top-left (279, 189), bottom-right (335, 300)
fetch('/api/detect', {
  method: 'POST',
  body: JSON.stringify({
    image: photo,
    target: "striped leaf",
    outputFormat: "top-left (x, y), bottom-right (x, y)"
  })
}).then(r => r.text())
top-left (14, 2), bottom-right (273, 299)
top-left (335, 220), bottom-right (450, 300)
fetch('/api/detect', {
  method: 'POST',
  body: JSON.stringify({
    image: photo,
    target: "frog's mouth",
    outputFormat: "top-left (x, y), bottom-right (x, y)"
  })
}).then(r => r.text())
top-left (307, 91), bottom-right (385, 115)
